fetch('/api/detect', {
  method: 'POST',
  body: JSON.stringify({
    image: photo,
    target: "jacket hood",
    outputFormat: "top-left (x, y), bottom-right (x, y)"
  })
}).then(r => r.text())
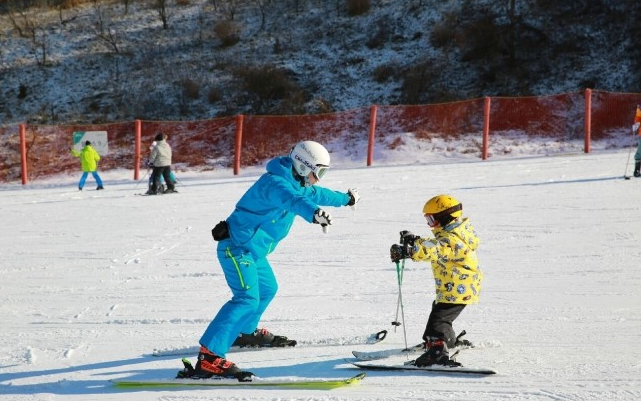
top-left (266, 156), bottom-right (296, 180)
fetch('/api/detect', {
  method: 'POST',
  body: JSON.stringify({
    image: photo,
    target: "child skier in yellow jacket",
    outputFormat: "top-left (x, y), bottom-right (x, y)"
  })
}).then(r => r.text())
top-left (390, 194), bottom-right (482, 367)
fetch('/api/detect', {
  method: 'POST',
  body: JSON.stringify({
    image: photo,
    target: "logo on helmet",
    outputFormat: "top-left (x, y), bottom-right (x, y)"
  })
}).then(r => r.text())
top-left (293, 154), bottom-right (317, 174)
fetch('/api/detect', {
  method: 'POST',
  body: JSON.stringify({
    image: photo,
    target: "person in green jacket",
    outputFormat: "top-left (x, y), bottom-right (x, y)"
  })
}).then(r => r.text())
top-left (71, 140), bottom-right (104, 190)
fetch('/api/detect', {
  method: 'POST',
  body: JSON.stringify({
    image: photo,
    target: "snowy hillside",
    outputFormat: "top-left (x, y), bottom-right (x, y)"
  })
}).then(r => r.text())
top-left (1, 0), bottom-right (640, 125)
top-left (1, 144), bottom-right (640, 400)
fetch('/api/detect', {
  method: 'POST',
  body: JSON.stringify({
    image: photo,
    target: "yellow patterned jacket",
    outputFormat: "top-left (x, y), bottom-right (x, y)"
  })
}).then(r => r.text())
top-left (410, 218), bottom-right (482, 304)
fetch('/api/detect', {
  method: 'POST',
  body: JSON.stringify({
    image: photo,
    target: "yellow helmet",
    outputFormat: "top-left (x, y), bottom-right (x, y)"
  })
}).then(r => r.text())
top-left (423, 194), bottom-right (462, 221)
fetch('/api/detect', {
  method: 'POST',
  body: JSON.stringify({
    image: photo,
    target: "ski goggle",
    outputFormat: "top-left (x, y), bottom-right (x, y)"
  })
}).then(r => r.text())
top-left (313, 165), bottom-right (329, 180)
top-left (424, 214), bottom-right (438, 228)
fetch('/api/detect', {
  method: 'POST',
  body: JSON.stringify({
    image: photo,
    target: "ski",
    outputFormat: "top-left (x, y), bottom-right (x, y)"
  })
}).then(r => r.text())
top-left (150, 343), bottom-right (294, 357)
top-left (150, 330), bottom-right (387, 357)
top-left (352, 342), bottom-right (425, 361)
top-left (111, 372), bottom-right (366, 390)
top-left (347, 359), bottom-right (496, 375)
top-left (352, 330), bottom-right (474, 361)
top-left (352, 342), bottom-right (475, 361)
top-left (135, 192), bottom-right (178, 196)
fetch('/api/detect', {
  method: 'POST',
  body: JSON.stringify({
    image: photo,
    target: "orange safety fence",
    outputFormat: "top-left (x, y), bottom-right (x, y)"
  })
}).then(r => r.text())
top-left (240, 108), bottom-right (370, 167)
top-left (591, 91), bottom-right (641, 137)
top-left (139, 117), bottom-right (237, 169)
top-left (374, 99), bottom-right (486, 156)
top-left (2, 89), bottom-right (641, 184)
top-left (0, 124), bottom-right (21, 183)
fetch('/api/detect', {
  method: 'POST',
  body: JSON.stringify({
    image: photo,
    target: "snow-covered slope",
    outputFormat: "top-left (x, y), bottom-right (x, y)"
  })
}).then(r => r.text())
top-left (1, 146), bottom-right (640, 400)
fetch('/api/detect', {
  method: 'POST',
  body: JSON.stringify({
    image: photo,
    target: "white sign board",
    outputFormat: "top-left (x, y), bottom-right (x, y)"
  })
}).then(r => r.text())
top-left (72, 131), bottom-right (109, 155)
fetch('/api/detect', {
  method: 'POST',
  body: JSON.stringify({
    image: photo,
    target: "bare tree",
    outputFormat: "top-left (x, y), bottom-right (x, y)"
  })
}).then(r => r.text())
top-left (222, 0), bottom-right (239, 21)
top-left (122, 0), bottom-right (131, 15)
top-left (6, 5), bottom-right (34, 39)
top-left (251, 0), bottom-right (269, 30)
top-left (92, 0), bottom-right (121, 53)
top-left (7, 4), bottom-right (49, 66)
top-left (156, 0), bottom-right (169, 29)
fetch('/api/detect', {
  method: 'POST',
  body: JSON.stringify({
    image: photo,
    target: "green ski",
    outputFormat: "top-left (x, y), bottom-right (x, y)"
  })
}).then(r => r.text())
top-left (112, 372), bottom-right (365, 390)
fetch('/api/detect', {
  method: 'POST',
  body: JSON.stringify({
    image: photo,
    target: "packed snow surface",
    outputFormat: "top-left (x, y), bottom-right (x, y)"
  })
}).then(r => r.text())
top-left (1, 146), bottom-right (640, 400)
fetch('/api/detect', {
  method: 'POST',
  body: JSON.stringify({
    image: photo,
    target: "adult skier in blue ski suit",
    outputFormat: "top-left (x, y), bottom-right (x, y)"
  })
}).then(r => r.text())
top-left (194, 140), bottom-right (360, 380)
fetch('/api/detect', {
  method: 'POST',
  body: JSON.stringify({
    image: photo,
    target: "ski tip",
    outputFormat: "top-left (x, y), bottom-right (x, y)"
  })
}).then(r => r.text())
top-left (348, 372), bottom-right (367, 382)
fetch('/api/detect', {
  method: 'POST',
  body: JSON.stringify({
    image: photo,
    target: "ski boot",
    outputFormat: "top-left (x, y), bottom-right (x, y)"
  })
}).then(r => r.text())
top-left (177, 346), bottom-right (253, 381)
top-left (414, 338), bottom-right (461, 367)
top-left (232, 328), bottom-right (296, 348)
top-left (634, 161), bottom-right (640, 178)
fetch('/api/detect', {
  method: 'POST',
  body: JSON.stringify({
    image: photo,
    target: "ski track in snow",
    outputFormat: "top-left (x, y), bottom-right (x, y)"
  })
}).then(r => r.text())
top-left (0, 149), bottom-right (641, 400)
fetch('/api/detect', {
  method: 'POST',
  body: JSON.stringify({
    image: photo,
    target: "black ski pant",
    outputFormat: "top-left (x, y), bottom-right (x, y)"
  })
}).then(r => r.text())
top-left (151, 166), bottom-right (175, 192)
top-left (422, 301), bottom-right (466, 348)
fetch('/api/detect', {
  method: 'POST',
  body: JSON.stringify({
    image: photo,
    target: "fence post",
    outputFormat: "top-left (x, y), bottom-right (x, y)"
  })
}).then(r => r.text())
top-left (482, 97), bottom-right (491, 160)
top-left (584, 88), bottom-right (592, 154)
top-left (234, 114), bottom-right (244, 175)
top-left (20, 124), bottom-right (27, 185)
top-left (367, 105), bottom-right (378, 166)
top-left (134, 119), bottom-right (141, 180)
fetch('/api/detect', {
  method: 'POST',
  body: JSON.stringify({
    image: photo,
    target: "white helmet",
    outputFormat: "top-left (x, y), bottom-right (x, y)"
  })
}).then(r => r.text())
top-left (289, 140), bottom-right (330, 182)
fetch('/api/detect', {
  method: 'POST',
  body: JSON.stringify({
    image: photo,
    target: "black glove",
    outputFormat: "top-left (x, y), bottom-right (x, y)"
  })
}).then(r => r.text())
top-left (347, 188), bottom-right (360, 208)
top-left (399, 230), bottom-right (420, 247)
top-left (390, 243), bottom-right (411, 263)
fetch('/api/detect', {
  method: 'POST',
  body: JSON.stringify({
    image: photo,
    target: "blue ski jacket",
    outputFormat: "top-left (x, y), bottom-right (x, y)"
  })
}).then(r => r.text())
top-left (226, 156), bottom-right (350, 259)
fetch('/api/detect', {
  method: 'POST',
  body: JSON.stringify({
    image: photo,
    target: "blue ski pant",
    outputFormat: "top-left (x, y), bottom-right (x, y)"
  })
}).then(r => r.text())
top-left (199, 239), bottom-right (278, 357)
top-left (635, 136), bottom-right (641, 161)
top-left (78, 171), bottom-right (103, 188)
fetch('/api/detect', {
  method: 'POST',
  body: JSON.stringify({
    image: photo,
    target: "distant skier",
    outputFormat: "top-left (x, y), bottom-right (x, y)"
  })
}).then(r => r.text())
top-left (390, 194), bottom-right (482, 367)
top-left (632, 104), bottom-right (641, 177)
top-left (193, 140), bottom-right (360, 380)
top-left (146, 133), bottom-right (176, 195)
top-left (70, 140), bottom-right (104, 191)
top-left (147, 139), bottom-right (177, 193)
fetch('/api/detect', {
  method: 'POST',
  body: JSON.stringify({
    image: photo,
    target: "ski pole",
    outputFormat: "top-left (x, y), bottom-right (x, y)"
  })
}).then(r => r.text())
top-left (392, 259), bottom-right (409, 351)
top-left (623, 139), bottom-right (635, 180)
top-left (134, 169), bottom-right (151, 191)
top-left (173, 173), bottom-right (186, 189)
top-left (625, 123), bottom-right (640, 180)
top-left (392, 259), bottom-right (404, 329)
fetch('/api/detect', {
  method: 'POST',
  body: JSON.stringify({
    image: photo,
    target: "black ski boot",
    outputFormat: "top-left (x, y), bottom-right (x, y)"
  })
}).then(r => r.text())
top-left (414, 338), bottom-right (461, 367)
top-left (232, 328), bottom-right (296, 348)
top-left (634, 161), bottom-right (640, 177)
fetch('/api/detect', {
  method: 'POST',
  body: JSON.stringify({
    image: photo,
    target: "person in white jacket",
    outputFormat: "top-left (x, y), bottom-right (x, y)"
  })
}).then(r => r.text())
top-left (147, 140), bottom-right (177, 192)
top-left (147, 133), bottom-right (176, 194)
